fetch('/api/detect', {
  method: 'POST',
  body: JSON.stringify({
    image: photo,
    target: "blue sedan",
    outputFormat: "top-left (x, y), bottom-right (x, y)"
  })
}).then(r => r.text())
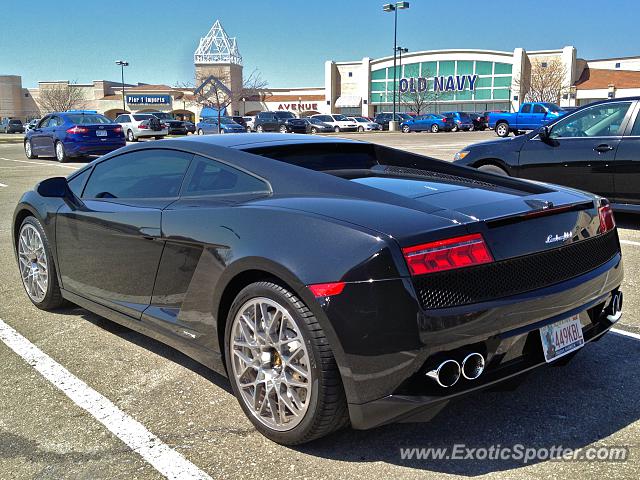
top-left (400, 113), bottom-right (454, 133)
top-left (25, 112), bottom-right (125, 162)
top-left (196, 117), bottom-right (245, 135)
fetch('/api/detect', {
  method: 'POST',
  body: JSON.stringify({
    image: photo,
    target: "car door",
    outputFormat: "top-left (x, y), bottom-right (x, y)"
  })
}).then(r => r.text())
top-left (44, 115), bottom-right (64, 155)
top-left (611, 101), bottom-right (640, 205)
top-left (29, 116), bottom-right (51, 154)
top-left (55, 148), bottom-right (193, 318)
top-left (145, 154), bottom-right (271, 341)
top-left (517, 101), bottom-right (634, 198)
top-left (517, 104), bottom-right (534, 130)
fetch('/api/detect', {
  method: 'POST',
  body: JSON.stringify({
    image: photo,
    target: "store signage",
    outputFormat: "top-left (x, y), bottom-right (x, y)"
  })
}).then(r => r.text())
top-left (126, 94), bottom-right (172, 105)
top-left (277, 103), bottom-right (318, 111)
top-left (398, 74), bottom-right (478, 93)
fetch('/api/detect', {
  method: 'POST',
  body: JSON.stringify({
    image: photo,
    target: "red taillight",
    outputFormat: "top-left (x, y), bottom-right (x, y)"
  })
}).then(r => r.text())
top-left (309, 282), bottom-right (346, 297)
top-left (66, 126), bottom-right (89, 134)
top-left (402, 233), bottom-right (493, 276)
top-left (138, 123), bottom-right (149, 129)
top-left (114, 126), bottom-right (122, 133)
top-left (598, 203), bottom-right (615, 233)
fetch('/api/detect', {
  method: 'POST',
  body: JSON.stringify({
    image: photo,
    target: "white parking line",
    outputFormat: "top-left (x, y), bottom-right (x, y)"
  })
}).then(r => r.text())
top-left (0, 318), bottom-right (212, 480)
top-left (620, 239), bottom-right (640, 247)
top-left (0, 183), bottom-right (7, 187)
top-left (612, 328), bottom-right (640, 340)
top-left (0, 157), bottom-right (80, 170)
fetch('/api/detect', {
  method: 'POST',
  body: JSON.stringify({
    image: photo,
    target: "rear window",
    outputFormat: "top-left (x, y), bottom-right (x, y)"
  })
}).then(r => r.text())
top-left (274, 112), bottom-right (295, 119)
top-left (65, 114), bottom-right (112, 124)
top-left (246, 143), bottom-right (379, 171)
top-left (133, 114), bottom-right (152, 121)
top-left (9, 119), bottom-right (22, 124)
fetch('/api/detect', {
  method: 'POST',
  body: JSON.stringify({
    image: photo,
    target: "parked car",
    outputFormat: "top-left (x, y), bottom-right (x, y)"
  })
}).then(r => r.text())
top-left (243, 116), bottom-right (256, 132)
top-left (489, 102), bottom-right (565, 137)
top-left (468, 112), bottom-right (487, 131)
top-left (305, 117), bottom-right (334, 134)
top-left (149, 112), bottom-right (188, 135)
top-left (454, 97), bottom-right (640, 212)
top-left (281, 117), bottom-right (308, 134)
top-left (183, 121), bottom-right (196, 134)
top-left (310, 114), bottom-right (358, 132)
top-left (373, 112), bottom-right (413, 130)
top-left (114, 113), bottom-right (168, 141)
top-left (442, 111), bottom-right (474, 131)
top-left (347, 116), bottom-right (381, 132)
top-left (24, 119), bottom-right (40, 134)
top-left (24, 112), bottom-right (124, 162)
top-left (400, 114), bottom-right (453, 133)
top-left (15, 133), bottom-right (622, 445)
top-left (196, 117), bottom-right (245, 134)
top-left (1, 118), bottom-right (25, 133)
top-left (251, 111), bottom-right (296, 133)
top-left (230, 116), bottom-right (248, 130)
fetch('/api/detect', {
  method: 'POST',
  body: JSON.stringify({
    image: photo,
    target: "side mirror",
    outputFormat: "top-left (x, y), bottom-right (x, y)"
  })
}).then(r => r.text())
top-left (37, 177), bottom-right (70, 198)
top-left (538, 125), bottom-right (551, 143)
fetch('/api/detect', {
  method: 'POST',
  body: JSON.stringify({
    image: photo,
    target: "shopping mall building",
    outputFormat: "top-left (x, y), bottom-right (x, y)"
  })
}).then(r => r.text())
top-left (3, 20), bottom-right (640, 121)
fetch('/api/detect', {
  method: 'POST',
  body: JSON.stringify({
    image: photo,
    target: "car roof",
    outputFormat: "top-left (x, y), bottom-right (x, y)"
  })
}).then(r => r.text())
top-left (170, 133), bottom-right (362, 149)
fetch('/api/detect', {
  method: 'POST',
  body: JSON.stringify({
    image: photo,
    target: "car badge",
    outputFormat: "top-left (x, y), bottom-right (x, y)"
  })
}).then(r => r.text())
top-left (545, 231), bottom-right (572, 244)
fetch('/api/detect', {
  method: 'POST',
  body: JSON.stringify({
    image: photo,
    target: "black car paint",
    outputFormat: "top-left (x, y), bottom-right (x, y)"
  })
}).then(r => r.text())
top-left (14, 133), bottom-right (623, 430)
top-left (454, 97), bottom-right (640, 212)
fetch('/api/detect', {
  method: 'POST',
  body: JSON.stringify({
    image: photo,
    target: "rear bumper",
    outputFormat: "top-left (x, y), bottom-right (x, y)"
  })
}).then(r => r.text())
top-left (318, 251), bottom-right (623, 428)
top-left (63, 139), bottom-right (125, 156)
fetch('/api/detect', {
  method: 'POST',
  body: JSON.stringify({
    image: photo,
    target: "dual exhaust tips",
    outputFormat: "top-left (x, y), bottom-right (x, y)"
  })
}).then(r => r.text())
top-left (426, 353), bottom-right (485, 388)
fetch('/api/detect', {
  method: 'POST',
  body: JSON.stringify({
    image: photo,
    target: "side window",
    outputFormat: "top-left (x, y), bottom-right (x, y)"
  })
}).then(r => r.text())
top-left (532, 104), bottom-right (545, 114)
top-left (630, 111), bottom-right (640, 136)
top-left (114, 115), bottom-right (126, 123)
top-left (83, 149), bottom-right (193, 199)
top-left (37, 117), bottom-right (50, 128)
top-left (67, 168), bottom-right (91, 197)
top-left (521, 104), bottom-right (532, 113)
top-left (550, 102), bottom-right (632, 139)
top-left (182, 155), bottom-right (269, 197)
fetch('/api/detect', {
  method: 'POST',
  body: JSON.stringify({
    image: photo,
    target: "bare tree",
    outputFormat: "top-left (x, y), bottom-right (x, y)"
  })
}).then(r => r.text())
top-left (184, 69), bottom-right (268, 133)
top-left (515, 58), bottom-right (567, 104)
top-left (399, 70), bottom-right (443, 115)
top-left (37, 82), bottom-right (86, 113)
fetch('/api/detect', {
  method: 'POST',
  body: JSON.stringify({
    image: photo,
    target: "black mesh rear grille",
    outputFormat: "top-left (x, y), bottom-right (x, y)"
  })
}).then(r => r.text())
top-left (413, 230), bottom-right (620, 310)
top-left (380, 165), bottom-right (497, 189)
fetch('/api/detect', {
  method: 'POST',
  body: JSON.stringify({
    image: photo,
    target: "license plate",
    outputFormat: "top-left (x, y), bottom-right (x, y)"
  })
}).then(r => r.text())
top-left (539, 314), bottom-right (584, 363)
top-left (96, 130), bottom-right (107, 137)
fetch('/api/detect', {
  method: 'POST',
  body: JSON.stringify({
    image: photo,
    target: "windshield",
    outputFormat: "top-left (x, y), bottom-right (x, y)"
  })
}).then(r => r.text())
top-left (542, 103), bottom-right (562, 113)
top-left (220, 117), bottom-right (239, 124)
top-left (397, 113), bottom-right (412, 120)
top-left (353, 117), bottom-right (368, 122)
top-left (309, 118), bottom-right (323, 124)
top-left (66, 114), bottom-right (112, 124)
top-left (333, 114), bottom-right (349, 121)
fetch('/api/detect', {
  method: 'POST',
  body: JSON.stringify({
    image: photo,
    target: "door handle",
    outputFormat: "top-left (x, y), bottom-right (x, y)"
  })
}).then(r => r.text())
top-left (594, 144), bottom-right (614, 153)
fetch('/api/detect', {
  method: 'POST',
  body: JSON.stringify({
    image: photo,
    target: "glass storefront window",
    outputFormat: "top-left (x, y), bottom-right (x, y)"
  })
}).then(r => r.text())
top-left (474, 89), bottom-right (492, 100)
top-left (456, 91), bottom-right (472, 101)
top-left (457, 61), bottom-right (473, 75)
top-left (439, 61), bottom-right (455, 76)
top-left (493, 88), bottom-right (510, 100)
top-left (493, 76), bottom-right (512, 87)
top-left (421, 61), bottom-right (437, 77)
top-left (475, 77), bottom-right (492, 88)
top-left (403, 63), bottom-right (419, 78)
top-left (494, 63), bottom-right (513, 74)
top-left (387, 66), bottom-right (400, 80)
top-left (370, 93), bottom-right (386, 103)
top-left (476, 61), bottom-right (492, 75)
top-left (371, 69), bottom-right (386, 81)
top-left (371, 81), bottom-right (386, 92)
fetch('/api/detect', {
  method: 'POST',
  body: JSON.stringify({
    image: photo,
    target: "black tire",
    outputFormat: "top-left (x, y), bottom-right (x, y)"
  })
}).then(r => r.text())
top-left (256, 125), bottom-right (264, 133)
top-left (246, 126), bottom-right (252, 132)
top-left (431, 124), bottom-right (439, 133)
top-left (54, 141), bottom-right (68, 163)
top-left (478, 164), bottom-right (508, 176)
top-left (333, 126), bottom-right (340, 133)
top-left (401, 125), bottom-right (411, 133)
top-left (357, 126), bottom-right (364, 132)
top-left (279, 124), bottom-right (288, 133)
top-left (224, 281), bottom-right (349, 445)
top-left (469, 125), bottom-right (475, 131)
top-left (155, 136), bottom-right (164, 140)
top-left (16, 216), bottom-right (66, 310)
top-left (495, 122), bottom-right (510, 137)
top-left (127, 129), bottom-right (136, 142)
top-left (197, 129), bottom-right (204, 135)
top-left (451, 125), bottom-right (459, 132)
top-left (24, 140), bottom-right (37, 159)
top-left (310, 127), bottom-right (318, 134)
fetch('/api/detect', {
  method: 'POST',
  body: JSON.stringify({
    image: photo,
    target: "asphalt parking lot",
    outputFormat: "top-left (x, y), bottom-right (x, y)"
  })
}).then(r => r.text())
top-left (0, 132), bottom-right (639, 479)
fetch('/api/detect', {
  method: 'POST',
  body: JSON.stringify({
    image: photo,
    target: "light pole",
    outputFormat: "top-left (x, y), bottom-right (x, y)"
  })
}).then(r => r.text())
top-left (241, 97), bottom-right (246, 116)
top-left (383, 2), bottom-right (409, 131)
top-left (397, 47), bottom-right (408, 113)
top-left (115, 60), bottom-right (129, 114)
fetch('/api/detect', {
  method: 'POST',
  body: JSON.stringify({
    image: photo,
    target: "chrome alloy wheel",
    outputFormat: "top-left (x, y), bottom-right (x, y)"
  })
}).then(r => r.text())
top-left (18, 224), bottom-right (48, 303)
top-left (230, 297), bottom-right (312, 431)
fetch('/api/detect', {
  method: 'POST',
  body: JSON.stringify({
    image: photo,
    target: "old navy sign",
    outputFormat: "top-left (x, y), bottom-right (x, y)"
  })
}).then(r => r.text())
top-left (126, 94), bottom-right (172, 105)
top-left (398, 74), bottom-right (478, 93)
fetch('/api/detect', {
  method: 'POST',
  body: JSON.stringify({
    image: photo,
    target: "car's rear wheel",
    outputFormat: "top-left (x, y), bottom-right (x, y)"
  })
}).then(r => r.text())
top-left (451, 125), bottom-right (459, 132)
top-left (279, 125), bottom-right (288, 133)
top-left (17, 216), bottom-right (65, 310)
top-left (55, 141), bottom-right (68, 163)
top-left (495, 122), bottom-right (510, 137)
top-left (246, 126), bottom-right (252, 132)
top-left (478, 164), bottom-right (508, 176)
top-left (401, 125), bottom-right (411, 133)
top-left (24, 140), bottom-right (37, 159)
top-left (256, 125), bottom-right (264, 133)
top-left (333, 126), bottom-right (340, 133)
top-left (127, 129), bottom-right (136, 142)
top-left (469, 125), bottom-right (475, 131)
top-left (431, 124), bottom-right (439, 133)
top-left (197, 129), bottom-right (204, 135)
top-left (225, 282), bottom-right (348, 445)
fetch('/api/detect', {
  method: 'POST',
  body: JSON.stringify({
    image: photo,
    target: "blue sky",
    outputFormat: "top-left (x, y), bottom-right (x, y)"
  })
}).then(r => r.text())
top-left (1, 0), bottom-right (640, 88)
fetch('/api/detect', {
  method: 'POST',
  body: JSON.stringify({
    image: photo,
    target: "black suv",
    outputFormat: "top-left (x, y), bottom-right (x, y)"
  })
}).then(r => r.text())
top-left (0, 118), bottom-right (24, 133)
top-left (253, 111), bottom-right (296, 132)
top-left (373, 112), bottom-right (412, 130)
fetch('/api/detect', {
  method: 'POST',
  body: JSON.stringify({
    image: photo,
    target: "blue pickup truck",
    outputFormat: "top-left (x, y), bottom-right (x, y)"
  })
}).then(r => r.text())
top-left (489, 102), bottom-right (565, 137)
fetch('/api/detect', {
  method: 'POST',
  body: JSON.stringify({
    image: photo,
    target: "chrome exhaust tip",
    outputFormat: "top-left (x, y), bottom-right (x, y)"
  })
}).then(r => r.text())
top-left (606, 291), bottom-right (623, 322)
top-left (426, 359), bottom-right (461, 388)
top-left (461, 353), bottom-right (485, 380)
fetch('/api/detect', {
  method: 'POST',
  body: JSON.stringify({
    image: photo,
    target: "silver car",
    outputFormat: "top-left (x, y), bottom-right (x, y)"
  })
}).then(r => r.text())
top-left (114, 113), bottom-right (168, 141)
top-left (347, 116), bottom-right (381, 132)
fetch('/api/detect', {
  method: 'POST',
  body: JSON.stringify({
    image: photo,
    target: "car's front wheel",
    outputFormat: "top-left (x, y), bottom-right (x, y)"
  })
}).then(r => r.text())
top-left (225, 281), bottom-right (348, 445)
top-left (16, 216), bottom-right (65, 310)
top-left (310, 127), bottom-right (318, 134)
top-left (279, 125), bottom-right (288, 133)
top-left (333, 126), bottom-right (340, 133)
top-left (401, 125), bottom-right (411, 133)
top-left (256, 125), bottom-right (264, 133)
top-left (24, 140), bottom-right (37, 158)
top-left (357, 126), bottom-right (364, 132)
top-left (478, 164), bottom-right (508, 176)
top-left (197, 129), bottom-right (204, 135)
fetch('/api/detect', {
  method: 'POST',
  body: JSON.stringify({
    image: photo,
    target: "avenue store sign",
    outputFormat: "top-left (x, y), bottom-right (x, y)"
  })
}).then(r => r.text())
top-left (398, 74), bottom-right (479, 93)
top-left (276, 103), bottom-right (319, 111)
top-left (126, 94), bottom-right (172, 105)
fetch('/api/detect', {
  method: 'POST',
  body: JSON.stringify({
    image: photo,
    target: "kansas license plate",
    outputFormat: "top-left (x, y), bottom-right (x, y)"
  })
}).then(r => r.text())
top-left (539, 314), bottom-right (584, 363)
top-left (96, 130), bottom-right (107, 137)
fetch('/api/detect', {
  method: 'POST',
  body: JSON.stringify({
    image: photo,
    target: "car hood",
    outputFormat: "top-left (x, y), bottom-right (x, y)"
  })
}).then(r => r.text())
top-left (464, 133), bottom-right (530, 152)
